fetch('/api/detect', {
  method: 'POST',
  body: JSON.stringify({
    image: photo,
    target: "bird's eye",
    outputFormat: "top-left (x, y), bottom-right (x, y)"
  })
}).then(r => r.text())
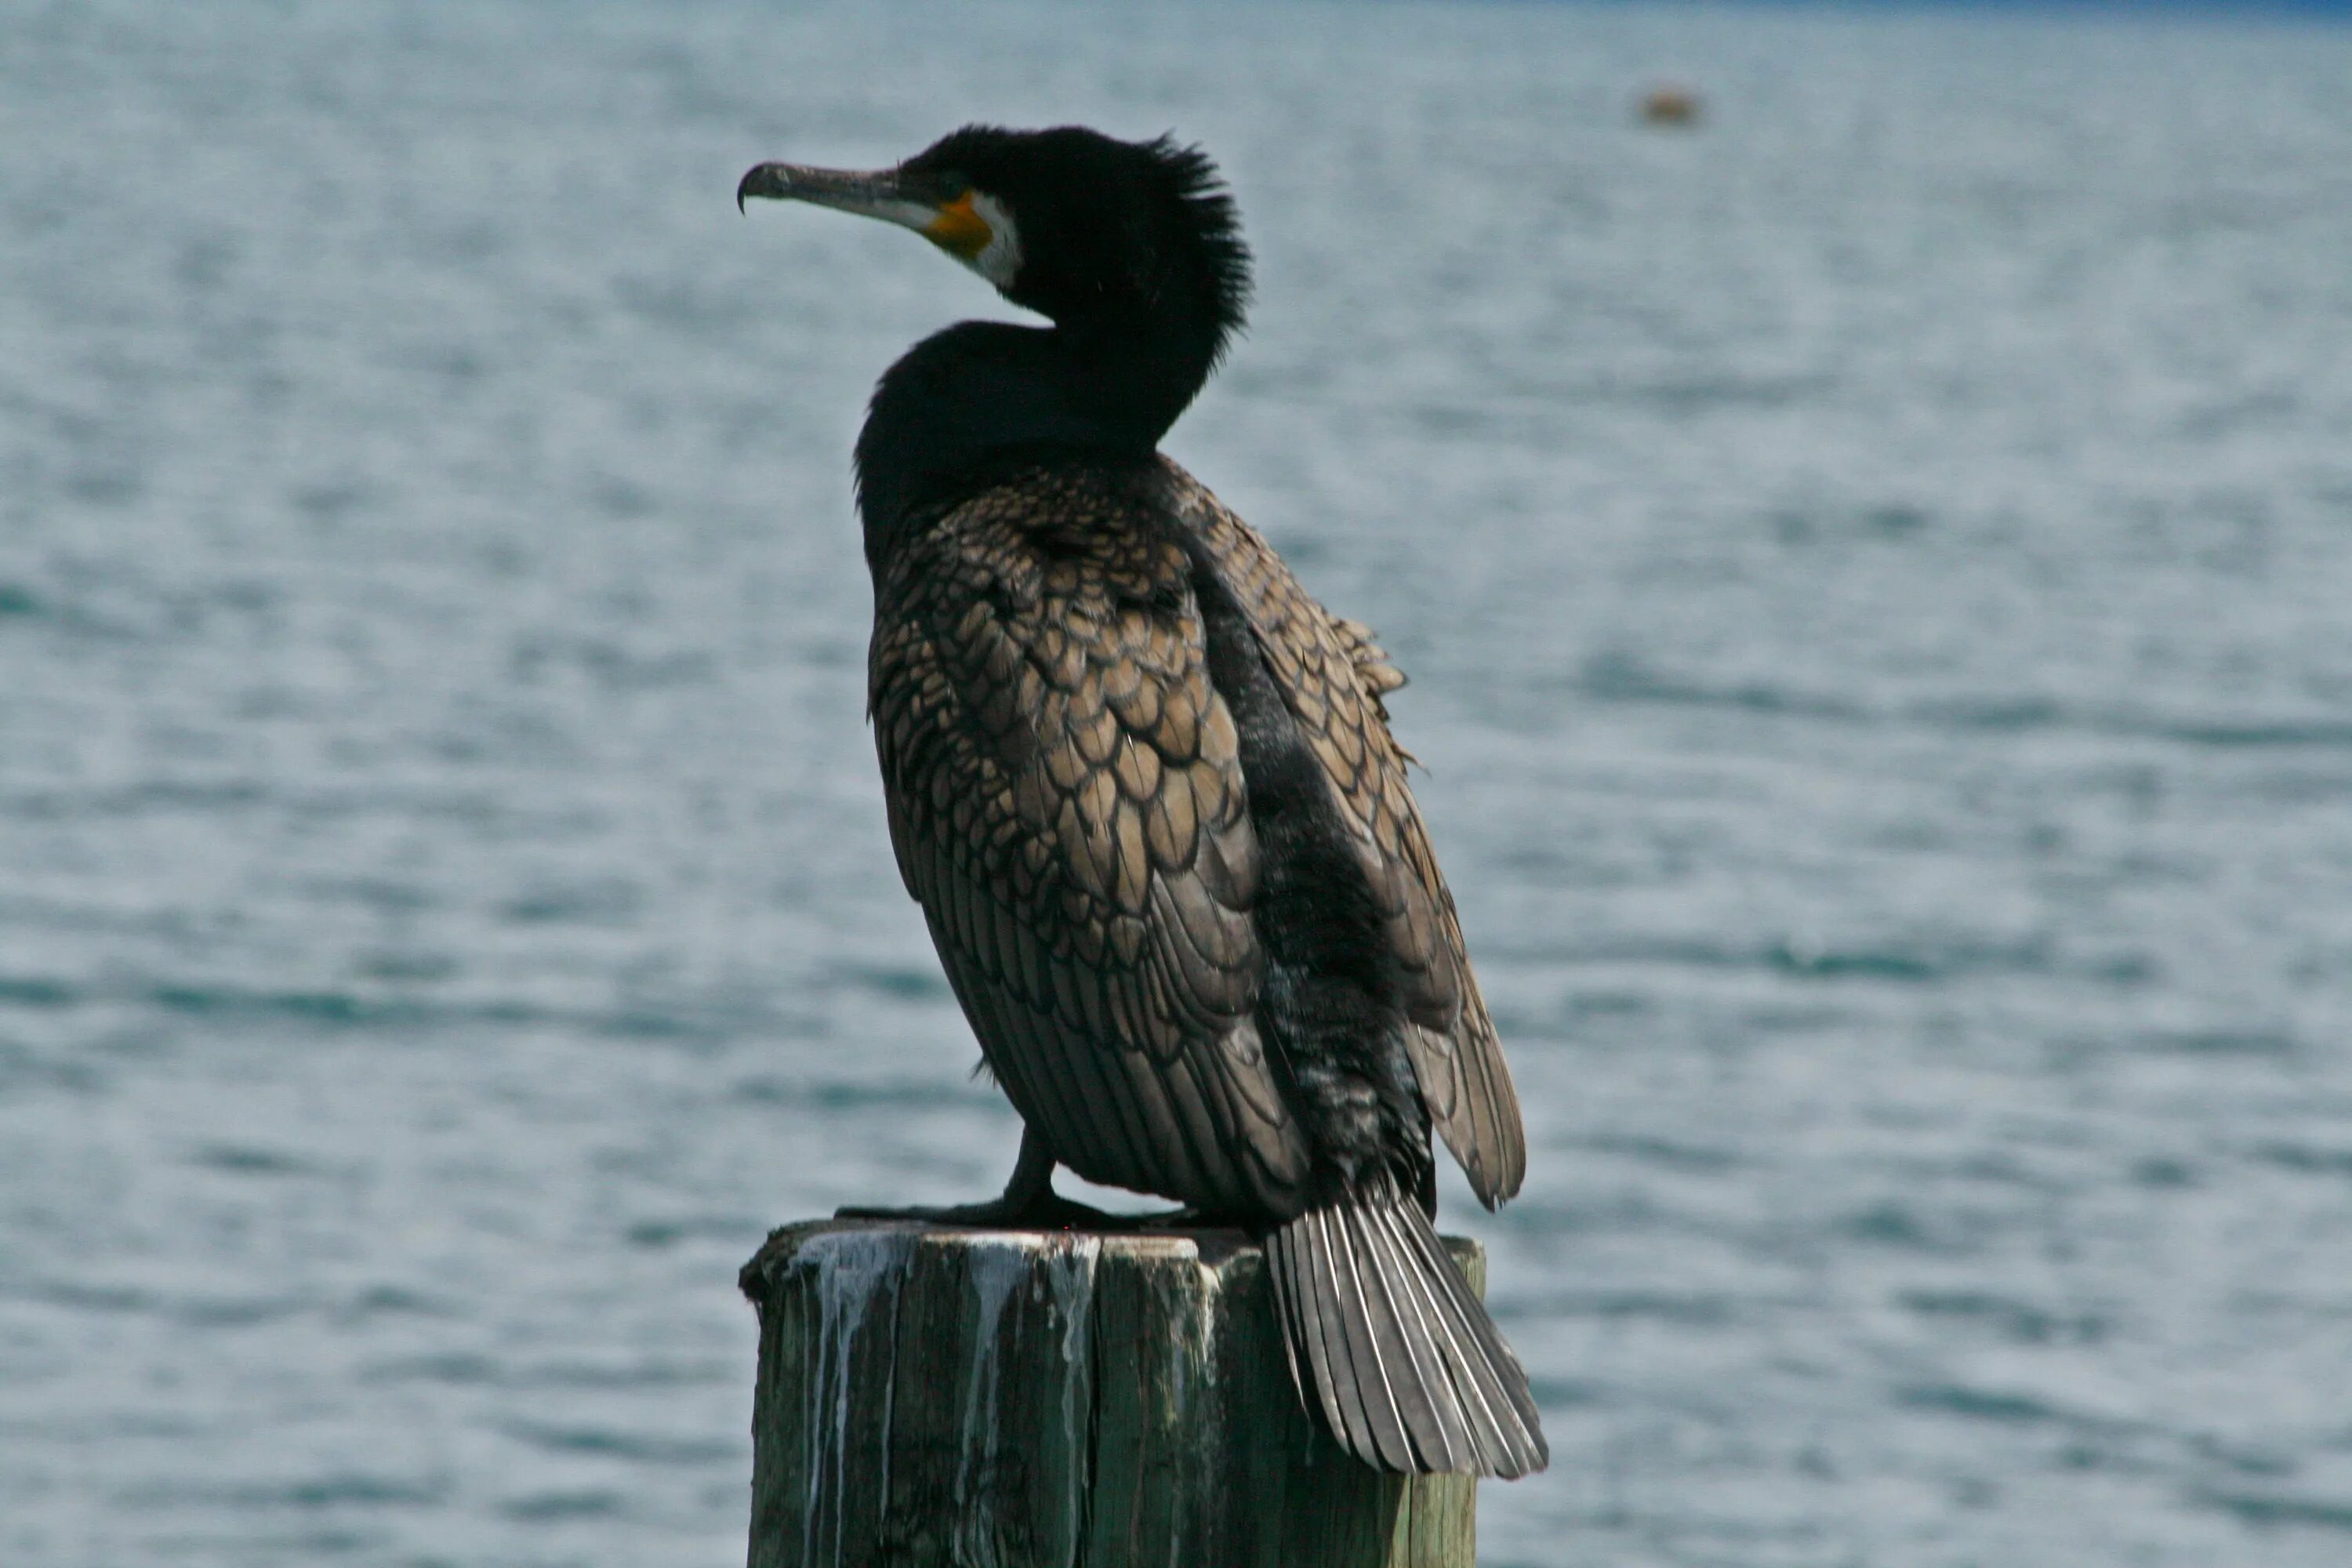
top-left (935, 172), bottom-right (971, 200)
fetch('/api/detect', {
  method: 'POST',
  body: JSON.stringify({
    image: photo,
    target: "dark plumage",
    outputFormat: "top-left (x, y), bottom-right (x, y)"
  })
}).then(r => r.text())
top-left (739, 125), bottom-right (1545, 1478)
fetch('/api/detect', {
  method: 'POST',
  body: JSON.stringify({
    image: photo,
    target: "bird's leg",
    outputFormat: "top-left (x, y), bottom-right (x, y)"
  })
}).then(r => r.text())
top-left (835, 1127), bottom-right (1116, 1227)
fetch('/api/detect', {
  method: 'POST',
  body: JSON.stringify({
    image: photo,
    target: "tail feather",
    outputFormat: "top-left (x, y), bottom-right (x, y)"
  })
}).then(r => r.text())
top-left (1315, 1205), bottom-right (1415, 1472)
top-left (1266, 1178), bottom-right (1548, 1478)
top-left (1361, 1198), bottom-right (1483, 1464)
top-left (1334, 1200), bottom-right (1472, 1471)
top-left (1271, 1214), bottom-right (1348, 1445)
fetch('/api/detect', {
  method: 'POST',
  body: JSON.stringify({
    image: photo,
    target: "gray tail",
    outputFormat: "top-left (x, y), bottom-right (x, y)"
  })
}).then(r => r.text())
top-left (1265, 1176), bottom-right (1548, 1478)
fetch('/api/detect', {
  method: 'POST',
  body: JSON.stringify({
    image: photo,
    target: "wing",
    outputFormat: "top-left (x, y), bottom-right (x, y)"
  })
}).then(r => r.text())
top-left (1165, 461), bottom-right (1528, 1206)
top-left (869, 470), bottom-right (1316, 1218)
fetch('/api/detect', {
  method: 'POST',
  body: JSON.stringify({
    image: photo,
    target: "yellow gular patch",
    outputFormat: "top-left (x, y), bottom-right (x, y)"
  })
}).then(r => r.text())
top-left (923, 192), bottom-right (993, 260)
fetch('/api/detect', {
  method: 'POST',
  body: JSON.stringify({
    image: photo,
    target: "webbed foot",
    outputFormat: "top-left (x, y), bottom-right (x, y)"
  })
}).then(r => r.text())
top-left (834, 1128), bottom-right (1117, 1229)
top-left (835, 1190), bottom-right (1120, 1228)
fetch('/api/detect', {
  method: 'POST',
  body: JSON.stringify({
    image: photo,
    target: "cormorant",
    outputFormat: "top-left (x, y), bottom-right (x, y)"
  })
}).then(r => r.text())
top-left (739, 125), bottom-right (1546, 1479)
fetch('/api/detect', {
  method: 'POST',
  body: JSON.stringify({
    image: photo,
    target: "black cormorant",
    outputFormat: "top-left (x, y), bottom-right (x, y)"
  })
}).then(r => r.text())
top-left (739, 125), bottom-right (1546, 1479)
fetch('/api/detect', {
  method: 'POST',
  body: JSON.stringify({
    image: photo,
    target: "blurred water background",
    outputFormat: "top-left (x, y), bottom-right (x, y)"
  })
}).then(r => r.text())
top-left (7, 0), bottom-right (2352, 1563)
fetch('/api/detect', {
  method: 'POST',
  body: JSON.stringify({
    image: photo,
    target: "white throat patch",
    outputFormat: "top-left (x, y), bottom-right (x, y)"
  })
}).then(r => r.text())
top-left (966, 191), bottom-right (1023, 290)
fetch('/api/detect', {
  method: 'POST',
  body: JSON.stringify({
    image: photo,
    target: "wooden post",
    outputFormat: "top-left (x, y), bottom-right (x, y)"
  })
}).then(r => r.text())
top-left (741, 1219), bottom-right (1479, 1566)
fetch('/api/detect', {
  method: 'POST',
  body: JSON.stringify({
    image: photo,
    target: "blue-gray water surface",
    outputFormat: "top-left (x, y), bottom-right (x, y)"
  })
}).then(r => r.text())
top-left (7, 2), bottom-right (2352, 1563)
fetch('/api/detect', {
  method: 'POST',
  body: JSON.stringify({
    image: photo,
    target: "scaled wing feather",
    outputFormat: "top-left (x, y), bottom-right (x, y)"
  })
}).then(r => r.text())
top-left (871, 466), bottom-right (1316, 1215)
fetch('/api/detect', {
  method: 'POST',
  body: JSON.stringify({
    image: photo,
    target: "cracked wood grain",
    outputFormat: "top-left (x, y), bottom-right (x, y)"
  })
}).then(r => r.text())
top-left (742, 1220), bottom-right (1479, 1567)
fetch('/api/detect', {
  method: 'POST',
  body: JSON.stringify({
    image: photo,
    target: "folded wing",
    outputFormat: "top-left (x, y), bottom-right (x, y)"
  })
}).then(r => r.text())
top-left (869, 470), bottom-right (1316, 1217)
top-left (1166, 463), bottom-right (1526, 1206)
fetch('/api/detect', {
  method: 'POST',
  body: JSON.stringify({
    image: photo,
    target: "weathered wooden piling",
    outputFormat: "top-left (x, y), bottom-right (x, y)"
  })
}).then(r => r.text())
top-left (740, 1219), bottom-right (1479, 1566)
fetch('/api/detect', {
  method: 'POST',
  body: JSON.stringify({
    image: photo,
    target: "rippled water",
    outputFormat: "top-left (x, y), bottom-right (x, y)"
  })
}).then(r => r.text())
top-left (7, 1), bottom-right (2352, 1563)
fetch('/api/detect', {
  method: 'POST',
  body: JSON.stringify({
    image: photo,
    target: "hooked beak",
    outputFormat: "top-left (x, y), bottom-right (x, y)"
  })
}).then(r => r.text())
top-left (735, 162), bottom-right (996, 264)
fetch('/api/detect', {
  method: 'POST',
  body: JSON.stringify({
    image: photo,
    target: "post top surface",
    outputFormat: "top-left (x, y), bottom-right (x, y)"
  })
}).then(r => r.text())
top-left (738, 1217), bottom-right (1483, 1304)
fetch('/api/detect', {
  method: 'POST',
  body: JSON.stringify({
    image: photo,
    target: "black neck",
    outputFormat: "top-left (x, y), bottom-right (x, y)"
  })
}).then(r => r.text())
top-left (854, 308), bottom-right (1222, 558)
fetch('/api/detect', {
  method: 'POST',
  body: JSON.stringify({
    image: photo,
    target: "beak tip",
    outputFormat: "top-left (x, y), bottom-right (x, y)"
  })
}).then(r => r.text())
top-left (735, 163), bottom-right (779, 213)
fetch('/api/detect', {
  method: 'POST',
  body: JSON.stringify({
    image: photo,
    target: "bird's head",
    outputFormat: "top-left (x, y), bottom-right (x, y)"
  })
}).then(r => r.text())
top-left (739, 125), bottom-right (1250, 358)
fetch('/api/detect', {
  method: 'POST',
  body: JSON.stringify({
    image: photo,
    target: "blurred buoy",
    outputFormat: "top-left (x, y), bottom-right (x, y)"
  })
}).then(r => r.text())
top-left (1640, 83), bottom-right (1701, 127)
